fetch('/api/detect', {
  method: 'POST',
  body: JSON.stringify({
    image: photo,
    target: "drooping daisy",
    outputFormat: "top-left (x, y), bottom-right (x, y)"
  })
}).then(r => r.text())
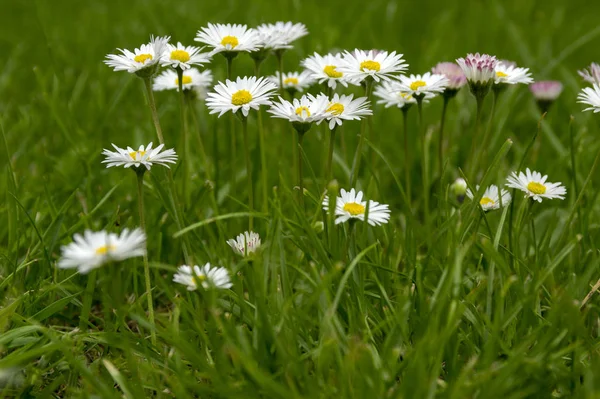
top-left (397, 73), bottom-right (449, 98)
top-left (227, 231), bottom-right (261, 257)
top-left (322, 188), bottom-right (391, 226)
top-left (194, 23), bottom-right (260, 56)
top-left (205, 76), bottom-right (277, 117)
top-left (102, 142), bottom-right (177, 170)
top-left (160, 42), bottom-right (211, 70)
top-left (577, 84), bottom-right (600, 113)
top-left (451, 177), bottom-right (468, 203)
top-left (322, 93), bottom-right (372, 130)
top-left (373, 80), bottom-right (418, 109)
top-left (431, 62), bottom-right (467, 96)
top-left (456, 53), bottom-right (498, 100)
top-left (506, 168), bottom-right (566, 202)
top-left (268, 93), bottom-right (329, 130)
top-left (340, 49), bottom-right (407, 84)
top-left (529, 81), bottom-right (563, 113)
top-left (466, 184), bottom-right (511, 211)
top-left (302, 52), bottom-right (352, 89)
top-left (58, 229), bottom-right (146, 274)
top-left (268, 71), bottom-right (315, 93)
top-left (494, 62), bottom-right (534, 85)
top-left (578, 63), bottom-right (600, 85)
top-left (256, 21), bottom-right (308, 50)
top-left (104, 35), bottom-right (170, 77)
top-left (153, 68), bottom-right (213, 92)
top-left (173, 264), bottom-right (232, 290)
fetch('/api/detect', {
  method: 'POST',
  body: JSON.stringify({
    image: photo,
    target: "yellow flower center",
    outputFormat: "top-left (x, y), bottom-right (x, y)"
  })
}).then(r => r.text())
top-left (400, 93), bottom-right (413, 100)
top-left (496, 71), bottom-right (508, 78)
top-left (231, 90), bottom-right (253, 105)
top-left (295, 106), bottom-right (311, 117)
top-left (480, 197), bottom-right (495, 206)
top-left (410, 80), bottom-right (427, 91)
top-left (134, 53), bottom-right (153, 63)
top-left (360, 60), bottom-right (381, 72)
top-left (343, 202), bottom-right (365, 216)
top-left (323, 65), bottom-right (343, 78)
top-left (221, 35), bottom-right (239, 49)
top-left (175, 76), bottom-right (193, 86)
top-left (527, 182), bottom-right (546, 195)
top-left (283, 77), bottom-right (299, 85)
top-left (129, 150), bottom-right (146, 160)
top-left (326, 102), bottom-right (345, 115)
top-left (95, 245), bottom-right (116, 255)
top-left (170, 49), bottom-right (190, 62)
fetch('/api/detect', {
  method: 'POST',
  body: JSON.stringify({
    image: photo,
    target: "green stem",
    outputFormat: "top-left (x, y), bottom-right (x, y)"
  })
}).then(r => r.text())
top-left (187, 95), bottom-right (210, 179)
top-left (276, 51), bottom-right (285, 97)
top-left (254, 60), bottom-right (269, 212)
top-left (79, 269), bottom-right (97, 331)
top-left (136, 170), bottom-right (156, 346)
top-left (418, 98), bottom-right (430, 233)
top-left (350, 79), bottom-right (372, 187)
top-left (325, 126), bottom-right (337, 186)
top-left (176, 68), bottom-right (190, 202)
top-left (468, 95), bottom-right (485, 178)
top-left (241, 117), bottom-right (254, 230)
top-left (474, 90), bottom-right (498, 173)
top-left (402, 107), bottom-right (411, 208)
top-left (297, 131), bottom-right (305, 210)
top-left (142, 77), bottom-right (165, 145)
top-left (438, 96), bottom-right (449, 180)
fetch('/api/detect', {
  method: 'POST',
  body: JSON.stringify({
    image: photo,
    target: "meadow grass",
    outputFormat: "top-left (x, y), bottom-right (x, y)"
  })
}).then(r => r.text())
top-left (2, 0), bottom-right (600, 397)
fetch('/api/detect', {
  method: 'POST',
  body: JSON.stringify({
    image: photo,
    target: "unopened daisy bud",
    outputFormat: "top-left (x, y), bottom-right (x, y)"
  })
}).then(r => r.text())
top-left (529, 81), bottom-right (563, 114)
top-left (456, 53), bottom-right (498, 102)
top-left (227, 231), bottom-right (261, 257)
top-left (104, 35), bottom-right (170, 78)
top-left (451, 178), bottom-right (468, 203)
top-left (432, 62), bottom-right (467, 99)
top-left (578, 63), bottom-right (600, 85)
top-left (312, 221), bottom-right (324, 233)
top-left (328, 179), bottom-right (340, 192)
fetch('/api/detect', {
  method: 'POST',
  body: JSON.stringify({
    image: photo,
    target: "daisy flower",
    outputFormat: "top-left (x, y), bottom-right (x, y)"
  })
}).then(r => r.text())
top-left (227, 231), bottom-right (261, 257)
top-left (58, 229), bottom-right (146, 274)
top-left (102, 142), bottom-right (177, 171)
top-left (529, 81), bottom-right (563, 113)
top-left (578, 63), bottom-right (600, 85)
top-left (397, 73), bottom-right (449, 98)
top-left (466, 184), bottom-right (511, 211)
top-left (456, 53), bottom-right (498, 100)
top-left (494, 62), bottom-right (533, 85)
top-left (506, 168), bottom-right (566, 202)
top-left (160, 42), bottom-right (211, 70)
top-left (194, 23), bottom-right (260, 56)
top-left (322, 93), bottom-right (372, 130)
top-left (205, 76), bottom-right (277, 117)
top-left (173, 264), bottom-right (232, 290)
top-left (104, 35), bottom-right (170, 77)
top-left (432, 62), bottom-right (467, 93)
top-left (323, 188), bottom-right (391, 226)
top-left (577, 84), bottom-right (600, 113)
top-left (302, 52), bottom-right (352, 90)
top-left (153, 68), bottom-right (213, 92)
top-left (373, 80), bottom-right (418, 109)
top-left (268, 93), bottom-right (329, 130)
top-left (256, 21), bottom-right (308, 50)
top-left (340, 49), bottom-right (408, 83)
top-left (268, 71), bottom-right (315, 93)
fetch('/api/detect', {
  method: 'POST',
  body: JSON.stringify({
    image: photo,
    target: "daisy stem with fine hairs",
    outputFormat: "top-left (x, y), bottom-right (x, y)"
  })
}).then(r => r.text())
top-left (468, 95), bottom-right (485, 177)
top-left (254, 60), bottom-right (269, 212)
top-left (402, 107), bottom-right (411, 207)
top-left (325, 126), bottom-right (338, 185)
top-left (136, 169), bottom-right (156, 345)
top-left (416, 95), bottom-right (430, 232)
top-left (474, 89), bottom-right (500, 174)
top-left (241, 116), bottom-right (254, 230)
top-left (350, 79), bottom-right (374, 187)
top-left (176, 68), bottom-right (190, 201)
top-left (79, 270), bottom-right (97, 330)
top-left (225, 54), bottom-right (237, 184)
top-left (438, 96), bottom-right (450, 180)
top-left (275, 50), bottom-right (285, 96)
top-left (143, 78), bottom-right (165, 145)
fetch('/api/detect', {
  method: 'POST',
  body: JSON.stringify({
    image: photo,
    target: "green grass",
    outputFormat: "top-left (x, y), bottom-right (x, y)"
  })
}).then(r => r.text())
top-left (3, 0), bottom-right (600, 397)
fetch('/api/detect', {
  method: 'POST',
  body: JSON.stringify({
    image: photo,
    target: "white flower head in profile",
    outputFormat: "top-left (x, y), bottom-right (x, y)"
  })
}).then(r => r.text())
top-left (173, 264), bottom-right (232, 290)
top-left (466, 184), bottom-right (511, 211)
top-left (340, 49), bottom-right (408, 84)
top-left (195, 23), bottom-right (260, 56)
top-left (160, 42), bottom-right (211, 70)
top-left (102, 142), bottom-right (177, 171)
top-left (226, 231), bottom-right (261, 257)
top-left (322, 93), bottom-right (372, 130)
top-left (323, 188), bottom-right (391, 226)
top-left (506, 168), bottom-right (566, 202)
top-left (104, 35), bottom-right (170, 77)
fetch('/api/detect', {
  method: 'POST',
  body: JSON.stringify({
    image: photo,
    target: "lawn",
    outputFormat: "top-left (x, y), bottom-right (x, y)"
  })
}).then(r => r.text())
top-left (2, 0), bottom-right (600, 397)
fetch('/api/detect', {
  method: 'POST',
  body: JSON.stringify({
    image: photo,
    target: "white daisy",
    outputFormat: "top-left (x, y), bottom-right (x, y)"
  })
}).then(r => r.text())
top-left (58, 228), bottom-right (146, 274)
top-left (340, 49), bottom-right (407, 83)
top-left (397, 73), bottom-right (449, 97)
top-left (268, 93), bottom-right (329, 125)
top-left (322, 188), bottom-right (391, 226)
top-left (302, 52), bottom-right (353, 89)
top-left (506, 168), bottom-right (566, 202)
top-left (431, 62), bottom-right (467, 91)
top-left (577, 84), bottom-right (600, 113)
top-left (104, 35), bottom-right (170, 76)
top-left (173, 264), bottom-right (232, 290)
top-left (322, 93), bottom-right (372, 130)
top-left (466, 184), bottom-right (511, 211)
top-left (160, 42), bottom-right (211, 70)
top-left (373, 81), bottom-right (418, 108)
top-left (256, 21), bottom-right (308, 50)
top-left (456, 53), bottom-right (498, 84)
top-left (494, 62), bottom-right (533, 85)
top-left (205, 76), bottom-right (277, 117)
top-left (226, 231), bottom-right (261, 257)
top-left (578, 63), bottom-right (600, 85)
top-left (268, 71), bottom-right (315, 93)
top-left (194, 23), bottom-right (260, 56)
top-left (529, 81), bottom-right (563, 101)
top-left (153, 68), bottom-right (213, 92)
top-left (102, 142), bottom-right (177, 171)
